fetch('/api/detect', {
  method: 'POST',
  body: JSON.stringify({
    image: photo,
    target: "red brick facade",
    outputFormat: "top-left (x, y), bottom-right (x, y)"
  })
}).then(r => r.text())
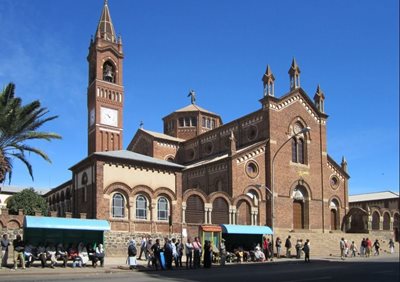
top-left (44, 2), bottom-right (350, 248)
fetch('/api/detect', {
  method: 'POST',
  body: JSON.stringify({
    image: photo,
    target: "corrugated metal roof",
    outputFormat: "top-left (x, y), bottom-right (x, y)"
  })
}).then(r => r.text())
top-left (220, 224), bottom-right (273, 235)
top-left (141, 129), bottom-right (185, 142)
top-left (349, 191), bottom-right (399, 202)
top-left (24, 216), bottom-right (110, 231)
top-left (94, 150), bottom-right (184, 168)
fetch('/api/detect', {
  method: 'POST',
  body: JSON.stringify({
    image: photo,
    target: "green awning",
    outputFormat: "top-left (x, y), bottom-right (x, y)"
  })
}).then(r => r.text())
top-left (220, 224), bottom-right (273, 235)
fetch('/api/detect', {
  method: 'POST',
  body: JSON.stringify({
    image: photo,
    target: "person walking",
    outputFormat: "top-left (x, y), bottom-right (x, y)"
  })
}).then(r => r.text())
top-left (388, 239), bottom-right (395, 254)
top-left (340, 238), bottom-right (346, 260)
top-left (303, 239), bottom-right (310, 263)
top-left (350, 241), bottom-right (358, 257)
top-left (285, 236), bottom-right (292, 258)
top-left (1, 234), bottom-right (10, 269)
top-left (373, 239), bottom-right (380, 256)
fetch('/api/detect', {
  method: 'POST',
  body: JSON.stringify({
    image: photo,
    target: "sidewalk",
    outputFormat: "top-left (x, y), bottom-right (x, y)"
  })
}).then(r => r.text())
top-left (0, 252), bottom-right (398, 276)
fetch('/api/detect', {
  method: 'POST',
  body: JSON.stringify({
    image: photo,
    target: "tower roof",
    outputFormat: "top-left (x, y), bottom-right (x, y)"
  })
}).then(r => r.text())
top-left (288, 57), bottom-right (301, 74)
top-left (313, 84), bottom-right (325, 100)
top-left (262, 65), bottom-right (275, 82)
top-left (96, 0), bottom-right (116, 42)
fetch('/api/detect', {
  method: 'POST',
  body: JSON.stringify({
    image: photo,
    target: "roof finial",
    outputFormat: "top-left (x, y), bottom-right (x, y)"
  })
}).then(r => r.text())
top-left (187, 89), bottom-right (196, 105)
top-left (139, 121), bottom-right (144, 129)
top-left (104, 0), bottom-right (108, 5)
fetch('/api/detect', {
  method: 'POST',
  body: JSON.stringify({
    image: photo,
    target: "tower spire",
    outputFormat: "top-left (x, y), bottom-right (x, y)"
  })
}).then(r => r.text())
top-left (96, 0), bottom-right (116, 42)
top-left (262, 65), bottom-right (275, 96)
top-left (288, 57), bottom-right (301, 91)
top-left (313, 84), bottom-right (325, 113)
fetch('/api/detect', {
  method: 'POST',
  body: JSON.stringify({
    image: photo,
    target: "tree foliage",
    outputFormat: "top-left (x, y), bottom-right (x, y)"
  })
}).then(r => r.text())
top-left (0, 82), bottom-right (61, 184)
top-left (6, 188), bottom-right (48, 215)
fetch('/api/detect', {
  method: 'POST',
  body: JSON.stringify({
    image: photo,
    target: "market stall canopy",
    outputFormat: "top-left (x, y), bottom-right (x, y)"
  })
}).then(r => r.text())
top-left (220, 224), bottom-right (273, 235)
top-left (24, 216), bottom-right (110, 231)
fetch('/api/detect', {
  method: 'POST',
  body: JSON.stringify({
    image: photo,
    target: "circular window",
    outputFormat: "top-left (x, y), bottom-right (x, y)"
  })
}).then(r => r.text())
top-left (330, 175), bottom-right (340, 189)
top-left (247, 125), bottom-right (258, 141)
top-left (245, 161), bottom-right (259, 178)
top-left (204, 142), bottom-right (213, 155)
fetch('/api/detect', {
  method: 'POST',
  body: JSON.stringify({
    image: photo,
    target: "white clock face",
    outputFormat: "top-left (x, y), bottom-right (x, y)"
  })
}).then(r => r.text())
top-left (100, 107), bottom-right (118, 127)
top-left (90, 108), bottom-right (95, 126)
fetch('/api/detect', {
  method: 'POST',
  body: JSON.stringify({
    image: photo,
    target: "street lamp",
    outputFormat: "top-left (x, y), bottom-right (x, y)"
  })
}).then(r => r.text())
top-left (260, 126), bottom-right (310, 260)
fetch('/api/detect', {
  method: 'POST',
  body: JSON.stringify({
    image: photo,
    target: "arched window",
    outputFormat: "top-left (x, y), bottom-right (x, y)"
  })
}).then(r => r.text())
top-left (291, 123), bottom-right (307, 164)
top-left (157, 197), bottom-right (169, 221)
top-left (371, 211), bottom-right (380, 230)
top-left (112, 193), bottom-right (125, 218)
top-left (136, 195), bottom-right (147, 220)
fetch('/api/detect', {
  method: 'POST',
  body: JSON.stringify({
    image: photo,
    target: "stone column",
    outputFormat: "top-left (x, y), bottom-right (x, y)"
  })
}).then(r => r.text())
top-left (182, 202), bottom-right (187, 224)
top-left (204, 203), bottom-right (212, 224)
top-left (379, 216), bottom-right (383, 230)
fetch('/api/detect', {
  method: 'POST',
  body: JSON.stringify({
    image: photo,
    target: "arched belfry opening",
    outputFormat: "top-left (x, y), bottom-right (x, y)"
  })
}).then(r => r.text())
top-left (103, 61), bottom-right (116, 83)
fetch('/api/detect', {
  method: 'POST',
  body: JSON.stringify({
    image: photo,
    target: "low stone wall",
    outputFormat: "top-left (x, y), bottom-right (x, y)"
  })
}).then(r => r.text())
top-left (104, 231), bottom-right (183, 256)
top-left (273, 230), bottom-right (398, 257)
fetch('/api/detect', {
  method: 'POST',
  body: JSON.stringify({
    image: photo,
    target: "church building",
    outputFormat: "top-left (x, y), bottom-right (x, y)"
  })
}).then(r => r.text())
top-left (45, 1), bottom-right (351, 255)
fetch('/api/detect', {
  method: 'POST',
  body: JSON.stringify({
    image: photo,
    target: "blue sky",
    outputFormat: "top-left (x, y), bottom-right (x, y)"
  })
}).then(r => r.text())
top-left (0, 0), bottom-right (398, 195)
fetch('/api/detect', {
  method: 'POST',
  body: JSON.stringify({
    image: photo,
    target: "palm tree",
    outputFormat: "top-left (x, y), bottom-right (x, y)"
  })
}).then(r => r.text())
top-left (0, 82), bottom-right (61, 184)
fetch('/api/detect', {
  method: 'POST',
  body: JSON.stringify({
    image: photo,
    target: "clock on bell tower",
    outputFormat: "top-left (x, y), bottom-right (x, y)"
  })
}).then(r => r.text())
top-left (87, 0), bottom-right (124, 155)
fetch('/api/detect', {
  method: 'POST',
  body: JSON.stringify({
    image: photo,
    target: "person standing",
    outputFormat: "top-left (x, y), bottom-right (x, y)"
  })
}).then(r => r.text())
top-left (12, 235), bottom-right (25, 270)
top-left (295, 239), bottom-right (303, 259)
top-left (192, 237), bottom-right (202, 268)
top-left (340, 238), bottom-right (346, 260)
top-left (127, 239), bottom-right (137, 270)
top-left (388, 239), bottom-right (395, 254)
top-left (146, 238), bottom-right (153, 268)
top-left (138, 237), bottom-right (147, 260)
top-left (366, 238), bottom-right (372, 257)
top-left (203, 240), bottom-right (212, 268)
top-left (350, 241), bottom-right (358, 257)
top-left (303, 239), bottom-right (310, 263)
top-left (219, 239), bottom-right (227, 266)
top-left (175, 239), bottom-right (184, 267)
top-left (151, 239), bottom-right (162, 270)
top-left (185, 238), bottom-right (193, 269)
top-left (1, 234), bottom-right (10, 269)
top-left (275, 237), bottom-right (282, 258)
top-left (285, 236), bottom-right (292, 258)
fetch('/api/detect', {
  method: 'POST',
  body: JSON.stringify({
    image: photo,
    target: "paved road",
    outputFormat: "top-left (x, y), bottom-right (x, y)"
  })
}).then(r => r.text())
top-left (0, 255), bottom-right (398, 282)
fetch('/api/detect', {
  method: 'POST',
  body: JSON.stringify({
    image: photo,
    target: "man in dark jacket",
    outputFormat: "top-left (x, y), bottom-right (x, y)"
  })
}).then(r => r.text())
top-left (285, 236), bottom-right (292, 258)
top-left (13, 235), bottom-right (25, 270)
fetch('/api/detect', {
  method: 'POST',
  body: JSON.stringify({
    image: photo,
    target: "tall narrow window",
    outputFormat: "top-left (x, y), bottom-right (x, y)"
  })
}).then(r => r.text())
top-left (136, 195), bottom-right (147, 219)
top-left (157, 197), bottom-right (169, 221)
top-left (112, 193), bottom-right (125, 218)
top-left (292, 139), bottom-right (298, 162)
top-left (298, 138), bottom-right (304, 164)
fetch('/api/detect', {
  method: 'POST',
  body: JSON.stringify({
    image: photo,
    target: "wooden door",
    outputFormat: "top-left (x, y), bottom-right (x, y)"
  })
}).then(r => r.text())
top-left (293, 200), bottom-right (304, 229)
top-left (331, 209), bottom-right (337, 230)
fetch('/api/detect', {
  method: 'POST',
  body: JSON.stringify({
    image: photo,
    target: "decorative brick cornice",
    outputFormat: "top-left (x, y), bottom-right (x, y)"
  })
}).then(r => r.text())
top-left (241, 115), bottom-right (263, 128)
top-left (268, 94), bottom-right (326, 125)
top-left (208, 163), bottom-right (228, 174)
top-left (236, 146), bottom-right (266, 164)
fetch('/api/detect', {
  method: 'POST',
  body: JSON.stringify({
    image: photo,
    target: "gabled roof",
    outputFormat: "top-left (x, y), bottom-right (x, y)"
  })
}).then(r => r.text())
top-left (349, 191), bottom-right (399, 203)
top-left (94, 150), bottom-right (184, 169)
top-left (140, 129), bottom-right (185, 142)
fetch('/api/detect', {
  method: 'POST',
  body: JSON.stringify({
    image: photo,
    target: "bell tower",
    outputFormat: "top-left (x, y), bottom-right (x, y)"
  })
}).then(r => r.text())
top-left (87, 0), bottom-right (124, 155)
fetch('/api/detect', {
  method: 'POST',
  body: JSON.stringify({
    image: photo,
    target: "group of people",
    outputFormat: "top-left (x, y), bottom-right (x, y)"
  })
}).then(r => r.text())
top-left (262, 236), bottom-right (311, 262)
top-left (340, 237), bottom-right (396, 259)
top-left (128, 236), bottom-right (214, 270)
top-left (1, 233), bottom-right (105, 269)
